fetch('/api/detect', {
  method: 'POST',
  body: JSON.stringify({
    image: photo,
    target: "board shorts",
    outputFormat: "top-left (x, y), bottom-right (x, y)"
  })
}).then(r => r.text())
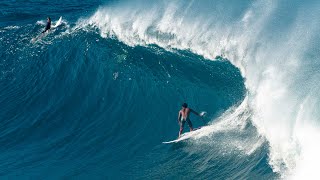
top-left (180, 118), bottom-right (193, 130)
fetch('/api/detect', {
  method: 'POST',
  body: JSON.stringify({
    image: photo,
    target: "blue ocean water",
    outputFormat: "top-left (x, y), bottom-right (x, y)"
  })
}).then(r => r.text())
top-left (1, 0), bottom-right (320, 179)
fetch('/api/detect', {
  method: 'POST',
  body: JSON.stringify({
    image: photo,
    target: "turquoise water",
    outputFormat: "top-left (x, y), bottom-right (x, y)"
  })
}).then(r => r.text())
top-left (1, 0), bottom-right (320, 179)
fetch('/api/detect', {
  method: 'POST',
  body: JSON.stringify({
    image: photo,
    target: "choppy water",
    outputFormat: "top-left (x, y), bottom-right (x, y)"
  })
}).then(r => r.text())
top-left (1, 0), bottom-right (320, 179)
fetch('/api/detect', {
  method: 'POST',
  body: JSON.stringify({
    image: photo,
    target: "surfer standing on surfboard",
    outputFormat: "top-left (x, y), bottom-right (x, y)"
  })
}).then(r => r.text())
top-left (178, 103), bottom-right (203, 138)
top-left (42, 17), bottom-right (51, 33)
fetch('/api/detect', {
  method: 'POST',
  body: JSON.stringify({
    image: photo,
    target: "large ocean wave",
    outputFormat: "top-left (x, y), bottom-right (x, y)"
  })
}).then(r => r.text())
top-left (83, 0), bottom-right (320, 178)
top-left (1, 0), bottom-right (319, 179)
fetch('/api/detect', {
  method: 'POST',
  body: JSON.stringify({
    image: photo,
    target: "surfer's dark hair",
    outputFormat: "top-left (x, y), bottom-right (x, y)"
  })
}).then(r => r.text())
top-left (182, 103), bottom-right (188, 108)
top-left (47, 17), bottom-right (51, 21)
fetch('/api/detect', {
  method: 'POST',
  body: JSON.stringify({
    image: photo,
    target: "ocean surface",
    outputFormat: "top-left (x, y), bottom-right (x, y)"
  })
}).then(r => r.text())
top-left (1, 0), bottom-right (320, 179)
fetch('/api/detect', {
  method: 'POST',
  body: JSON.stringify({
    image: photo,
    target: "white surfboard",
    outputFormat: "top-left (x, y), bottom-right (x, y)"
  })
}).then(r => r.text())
top-left (52, 16), bottom-right (62, 28)
top-left (162, 127), bottom-right (203, 144)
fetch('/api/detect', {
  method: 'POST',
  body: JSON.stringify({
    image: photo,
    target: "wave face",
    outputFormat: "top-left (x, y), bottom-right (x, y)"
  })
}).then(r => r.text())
top-left (1, 0), bottom-right (319, 179)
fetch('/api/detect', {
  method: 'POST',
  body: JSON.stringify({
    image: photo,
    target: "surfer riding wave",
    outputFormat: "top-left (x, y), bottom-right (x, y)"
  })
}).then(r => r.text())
top-left (178, 103), bottom-right (203, 138)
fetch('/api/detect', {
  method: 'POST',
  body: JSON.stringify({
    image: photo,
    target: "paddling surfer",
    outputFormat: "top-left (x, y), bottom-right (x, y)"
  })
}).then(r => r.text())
top-left (42, 17), bottom-right (51, 33)
top-left (178, 103), bottom-right (203, 138)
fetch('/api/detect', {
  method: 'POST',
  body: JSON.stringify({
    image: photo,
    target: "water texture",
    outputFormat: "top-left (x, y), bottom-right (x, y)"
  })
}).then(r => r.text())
top-left (1, 0), bottom-right (319, 179)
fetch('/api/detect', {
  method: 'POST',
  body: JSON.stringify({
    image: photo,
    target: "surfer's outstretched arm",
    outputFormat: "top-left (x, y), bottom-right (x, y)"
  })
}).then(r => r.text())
top-left (190, 109), bottom-right (201, 116)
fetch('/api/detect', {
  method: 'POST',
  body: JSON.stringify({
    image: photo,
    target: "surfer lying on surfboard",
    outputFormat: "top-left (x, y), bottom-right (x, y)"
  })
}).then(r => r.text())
top-left (178, 103), bottom-right (204, 138)
top-left (42, 17), bottom-right (51, 33)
